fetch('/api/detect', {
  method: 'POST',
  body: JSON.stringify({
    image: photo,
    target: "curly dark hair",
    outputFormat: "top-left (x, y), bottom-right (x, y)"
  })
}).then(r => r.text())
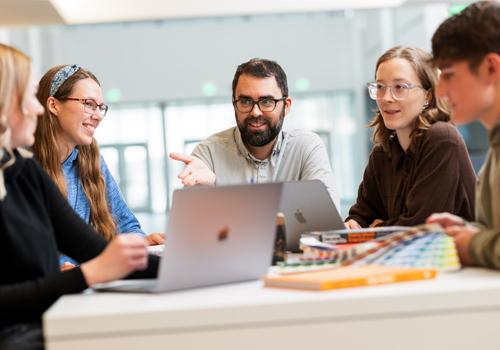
top-left (232, 58), bottom-right (288, 99)
top-left (432, 1), bottom-right (500, 70)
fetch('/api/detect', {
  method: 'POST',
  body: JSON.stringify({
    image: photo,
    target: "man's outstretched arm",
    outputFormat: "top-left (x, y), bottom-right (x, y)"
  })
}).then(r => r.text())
top-left (170, 153), bottom-right (216, 186)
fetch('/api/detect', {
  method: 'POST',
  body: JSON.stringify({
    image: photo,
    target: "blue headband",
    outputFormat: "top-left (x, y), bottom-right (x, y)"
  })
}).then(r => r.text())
top-left (49, 64), bottom-right (82, 97)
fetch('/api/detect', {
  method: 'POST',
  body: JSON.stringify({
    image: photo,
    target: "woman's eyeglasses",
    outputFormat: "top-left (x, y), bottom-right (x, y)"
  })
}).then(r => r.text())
top-left (59, 98), bottom-right (108, 117)
top-left (367, 82), bottom-right (426, 101)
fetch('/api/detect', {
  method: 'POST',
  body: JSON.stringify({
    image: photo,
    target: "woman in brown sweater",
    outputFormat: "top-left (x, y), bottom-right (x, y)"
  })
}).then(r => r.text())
top-left (345, 46), bottom-right (477, 229)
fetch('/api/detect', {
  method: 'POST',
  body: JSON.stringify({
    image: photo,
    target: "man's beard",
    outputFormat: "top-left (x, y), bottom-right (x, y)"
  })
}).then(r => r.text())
top-left (236, 106), bottom-right (285, 147)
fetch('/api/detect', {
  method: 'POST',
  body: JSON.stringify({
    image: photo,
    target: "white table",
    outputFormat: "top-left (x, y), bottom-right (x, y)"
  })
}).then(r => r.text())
top-left (44, 267), bottom-right (500, 350)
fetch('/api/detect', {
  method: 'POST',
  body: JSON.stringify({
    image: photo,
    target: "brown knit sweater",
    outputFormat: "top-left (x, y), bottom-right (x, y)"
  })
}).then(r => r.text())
top-left (346, 122), bottom-right (477, 227)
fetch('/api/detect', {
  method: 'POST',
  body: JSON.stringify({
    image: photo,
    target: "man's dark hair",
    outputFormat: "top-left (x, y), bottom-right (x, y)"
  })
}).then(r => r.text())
top-left (432, 1), bottom-right (500, 70)
top-left (231, 58), bottom-right (288, 99)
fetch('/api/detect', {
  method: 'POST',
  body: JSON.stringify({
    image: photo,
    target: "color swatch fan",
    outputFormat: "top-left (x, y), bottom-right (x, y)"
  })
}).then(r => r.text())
top-left (274, 224), bottom-right (460, 274)
top-left (367, 232), bottom-right (460, 272)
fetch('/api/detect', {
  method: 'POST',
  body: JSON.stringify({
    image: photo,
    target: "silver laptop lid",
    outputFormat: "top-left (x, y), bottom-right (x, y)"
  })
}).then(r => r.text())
top-left (280, 180), bottom-right (344, 252)
top-left (157, 182), bottom-right (283, 292)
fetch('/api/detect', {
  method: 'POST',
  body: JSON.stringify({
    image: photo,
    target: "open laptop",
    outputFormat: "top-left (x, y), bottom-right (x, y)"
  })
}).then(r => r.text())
top-left (92, 182), bottom-right (283, 293)
top-left (280, 180), bottom-right (344, 252)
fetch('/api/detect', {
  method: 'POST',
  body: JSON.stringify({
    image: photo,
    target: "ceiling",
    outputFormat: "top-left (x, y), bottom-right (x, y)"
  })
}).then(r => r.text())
top-left (0, 1), bottom-right (64, 27)
top-left (0, 0), bottom-right (476, 27)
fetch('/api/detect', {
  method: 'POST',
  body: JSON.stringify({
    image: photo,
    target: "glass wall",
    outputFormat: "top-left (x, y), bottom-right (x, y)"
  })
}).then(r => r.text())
top-left (6, 3), bottom-right (487, 223)
top-left (95, 104), bottom-right (166, 212)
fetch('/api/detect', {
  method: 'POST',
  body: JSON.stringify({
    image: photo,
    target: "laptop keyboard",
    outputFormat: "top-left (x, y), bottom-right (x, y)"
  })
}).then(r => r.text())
top-left (147, 244), bottom-right (165, 256)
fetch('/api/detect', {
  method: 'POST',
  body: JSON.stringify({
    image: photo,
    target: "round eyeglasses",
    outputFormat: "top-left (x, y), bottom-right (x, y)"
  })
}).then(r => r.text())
top-left (60, 98), bottom-right (108, 118)
top-left (367, 82), bottom-right (426, 101)
top-left (233, 98), bottom-right (286, 113)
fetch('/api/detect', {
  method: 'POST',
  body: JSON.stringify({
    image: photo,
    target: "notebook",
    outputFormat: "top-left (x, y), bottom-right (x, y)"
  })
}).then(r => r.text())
top-left (280, 180), bottom-right (344, 252)
top-left (92, 182), bottom-right (283, 293)
top-left (300, 226), bottom-right (410, 245)
top-left (262, 264), bottom-right (437, 291)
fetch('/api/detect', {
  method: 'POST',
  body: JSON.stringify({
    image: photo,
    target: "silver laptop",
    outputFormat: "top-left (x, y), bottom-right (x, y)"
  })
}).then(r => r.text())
top-left (92, 182), bottom-right (283, 293)
top-left (280, 180), bottom-right (344, 252)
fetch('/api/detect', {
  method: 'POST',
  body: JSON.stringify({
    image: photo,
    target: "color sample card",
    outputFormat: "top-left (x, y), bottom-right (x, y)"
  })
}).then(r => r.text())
top-left (273, 226), bottom-right (460, 275)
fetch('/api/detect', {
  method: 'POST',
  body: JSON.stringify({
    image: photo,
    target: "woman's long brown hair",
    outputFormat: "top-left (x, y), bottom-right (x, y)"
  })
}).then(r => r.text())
top-left (369, 46), bottom-right (453, 157)
top-left (34, 66), bottom-right (116, 241)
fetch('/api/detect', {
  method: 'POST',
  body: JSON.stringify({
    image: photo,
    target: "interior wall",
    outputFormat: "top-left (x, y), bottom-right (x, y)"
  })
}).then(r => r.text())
top-left (18, 13), bottom-right (356, 103)
top-left (5, 5), bottom-right (449, 116)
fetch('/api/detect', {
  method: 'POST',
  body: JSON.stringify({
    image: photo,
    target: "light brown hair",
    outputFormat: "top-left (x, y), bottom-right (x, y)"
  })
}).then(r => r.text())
top-left (34, 65), bottom-right (116, 240)
top-left (0, 43), bottom-right (32, 200)
top-left (369, 46), bottom-right (452, 156)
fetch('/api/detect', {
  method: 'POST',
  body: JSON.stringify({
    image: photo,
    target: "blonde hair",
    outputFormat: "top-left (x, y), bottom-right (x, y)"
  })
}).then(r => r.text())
top-left (0, 43), bottom-right (32, 200)
top-left (34, 66), bottom-right (116, 241)
top-left (369, 46), bottom-right (452, 157)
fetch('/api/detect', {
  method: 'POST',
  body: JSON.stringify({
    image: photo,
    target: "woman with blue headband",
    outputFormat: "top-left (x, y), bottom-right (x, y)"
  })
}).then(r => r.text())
top-left (33, 65), bottom-right (164, 270)
top-left (0, 43), bottom-right (157, 349)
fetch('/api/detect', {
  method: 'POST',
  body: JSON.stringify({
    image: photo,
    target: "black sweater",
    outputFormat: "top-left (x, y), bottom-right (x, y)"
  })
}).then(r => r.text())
top-left (0, 150), bottom-right (158, 328)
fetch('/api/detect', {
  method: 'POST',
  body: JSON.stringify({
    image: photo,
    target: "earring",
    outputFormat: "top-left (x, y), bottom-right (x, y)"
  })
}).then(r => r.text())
top-left (423, 101), bottom-right (429, 111)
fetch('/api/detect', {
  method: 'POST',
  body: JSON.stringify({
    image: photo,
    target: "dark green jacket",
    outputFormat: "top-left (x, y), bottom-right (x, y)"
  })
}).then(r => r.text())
top-left (469, 119), bottom-right (500, 268)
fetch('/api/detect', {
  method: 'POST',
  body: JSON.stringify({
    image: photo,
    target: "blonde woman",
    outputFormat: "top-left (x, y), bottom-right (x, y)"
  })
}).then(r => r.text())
top-left (34, 65), bottom-right (164, 268)
top-left (0, 44), bottom-right (157, 348)
top-left (345, 46), bottom-right (477, 229)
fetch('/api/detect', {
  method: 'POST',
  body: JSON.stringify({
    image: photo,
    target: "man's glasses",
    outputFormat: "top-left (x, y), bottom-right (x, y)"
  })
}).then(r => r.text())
top-left (60, 98), bottom-right (108, 117)
top-left (367, 82), bottom-right (425, 101)
top-left (233, 98), bottom-right (286, 113)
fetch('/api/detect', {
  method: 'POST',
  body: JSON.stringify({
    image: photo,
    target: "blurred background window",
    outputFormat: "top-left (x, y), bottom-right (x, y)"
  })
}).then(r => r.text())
top-left (1, 1), bottom-right (483, 232)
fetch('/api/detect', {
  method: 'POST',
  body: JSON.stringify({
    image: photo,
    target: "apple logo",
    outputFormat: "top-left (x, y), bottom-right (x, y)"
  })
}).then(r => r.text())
top-left (295, 209), bottom-right (307, 224)
top-left (218, 226), bottom-right (229, 242)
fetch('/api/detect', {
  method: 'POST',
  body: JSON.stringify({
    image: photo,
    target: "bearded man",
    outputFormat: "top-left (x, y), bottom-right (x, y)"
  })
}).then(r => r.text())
top-left (171, 58), bottom-right (339, 209)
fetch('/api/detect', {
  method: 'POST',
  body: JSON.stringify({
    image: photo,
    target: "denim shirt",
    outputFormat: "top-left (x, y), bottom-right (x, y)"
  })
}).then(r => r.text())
top-left (59, 148), bottom-right (145, 266)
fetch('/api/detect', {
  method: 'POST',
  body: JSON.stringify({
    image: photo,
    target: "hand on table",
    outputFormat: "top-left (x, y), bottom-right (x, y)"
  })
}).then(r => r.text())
top-left (445, 225), bottom-right (479, 266)
top-left (170, 153), bottom-right (216, 186)
top-left (80, 234), bottom-right (148, 286)
top-left (60, 262), bottom-right (76, 272)
top-left (344, 219), bottom-right (362, 229)
top-left (426, 212), bottom-right (465, 229)
top-left (145, 233), bottom-right (165, 246)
